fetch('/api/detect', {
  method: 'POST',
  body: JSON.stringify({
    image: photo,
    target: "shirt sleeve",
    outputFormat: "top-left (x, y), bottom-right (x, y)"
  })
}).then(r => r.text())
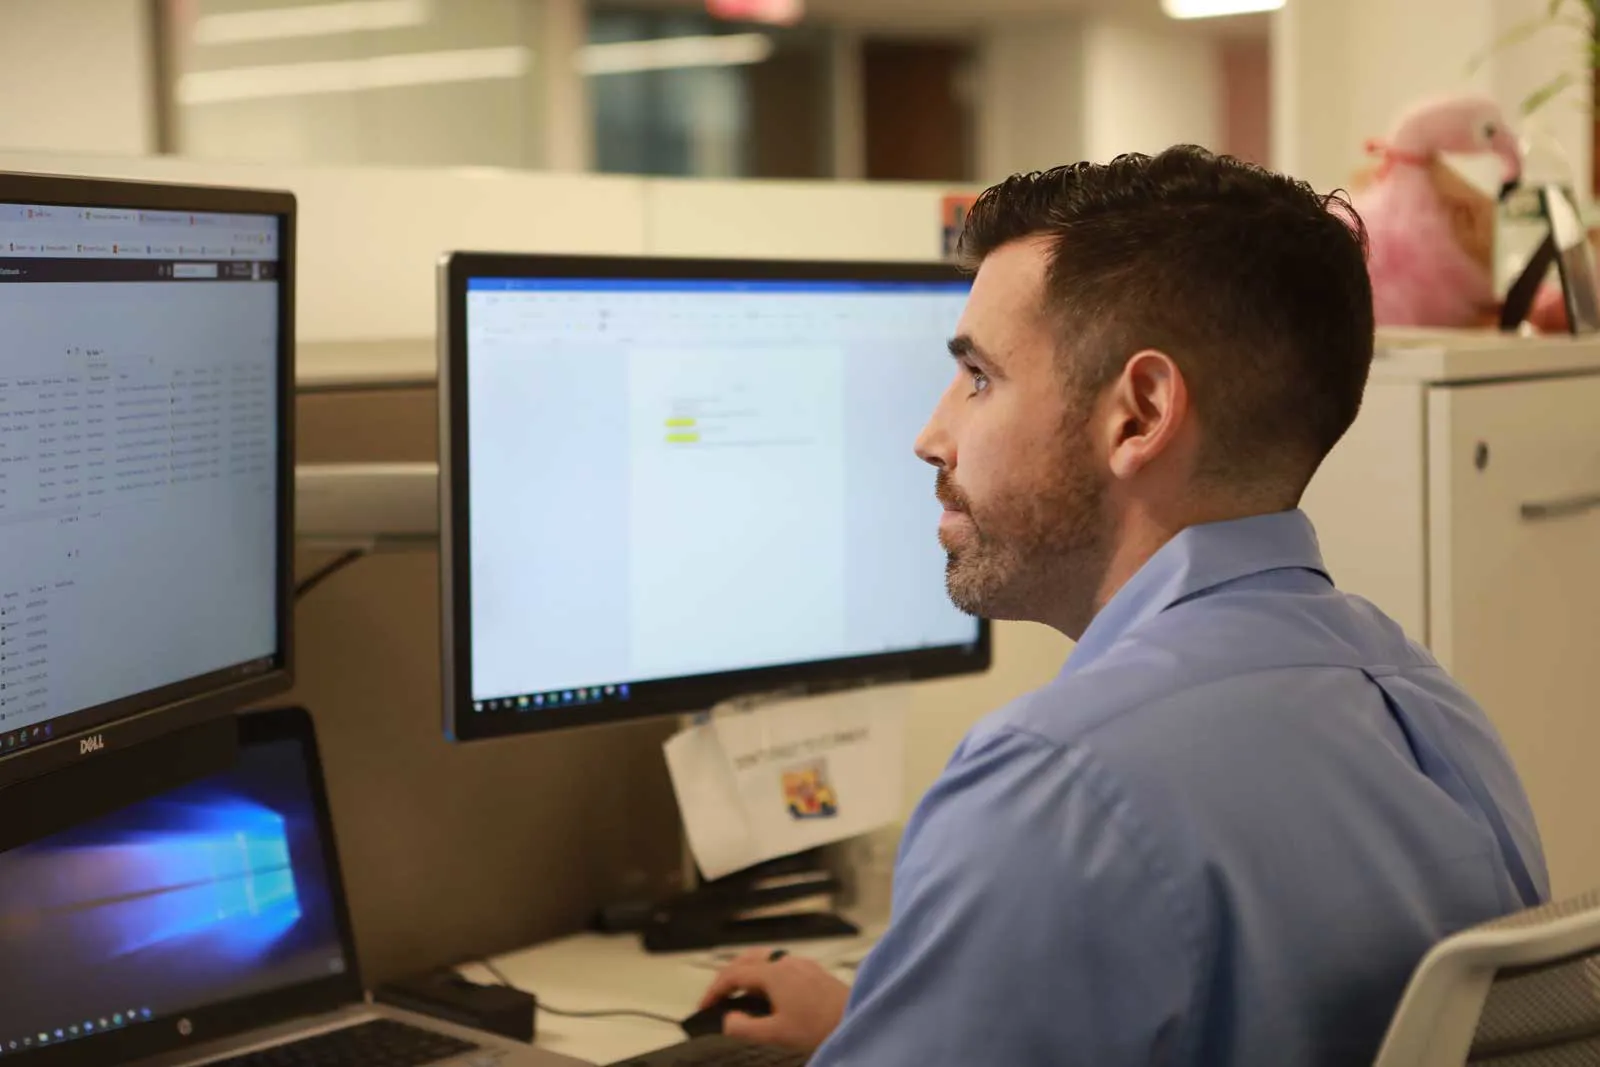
top-left (810, 726), bottom-right (1209, 1067)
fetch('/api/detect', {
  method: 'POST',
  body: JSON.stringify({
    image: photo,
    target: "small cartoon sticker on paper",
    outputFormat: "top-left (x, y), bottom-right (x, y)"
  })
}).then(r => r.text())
top-left (782, 760), bottom-right (839, 820)
top-left (664, 687), bottom-right (905, 880)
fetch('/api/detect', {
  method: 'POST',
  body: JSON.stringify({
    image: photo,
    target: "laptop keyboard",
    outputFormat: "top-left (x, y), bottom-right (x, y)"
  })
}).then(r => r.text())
top-left (208, 1019), bottom-right (481, 1067)
top-left (609, 1036), bottom-right (810, 1067)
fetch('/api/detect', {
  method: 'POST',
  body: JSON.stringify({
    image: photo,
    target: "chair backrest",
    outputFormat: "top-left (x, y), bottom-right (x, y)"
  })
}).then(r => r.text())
top-left (1373, 888), bottom-right (1600, 1066)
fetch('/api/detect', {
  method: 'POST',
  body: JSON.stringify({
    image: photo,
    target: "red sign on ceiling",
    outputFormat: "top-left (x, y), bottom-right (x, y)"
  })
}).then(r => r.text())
top-left (706, 0), bottom-right (804, 25)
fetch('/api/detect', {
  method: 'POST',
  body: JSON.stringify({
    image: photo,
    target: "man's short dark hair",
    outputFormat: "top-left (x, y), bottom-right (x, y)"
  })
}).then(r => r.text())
top-left (958, 145), bottom-right (1374, 499)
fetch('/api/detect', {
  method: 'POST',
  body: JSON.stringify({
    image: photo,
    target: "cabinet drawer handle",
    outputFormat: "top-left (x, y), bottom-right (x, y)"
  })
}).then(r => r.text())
top-left (1521, 492), bottom-right (1600, 522)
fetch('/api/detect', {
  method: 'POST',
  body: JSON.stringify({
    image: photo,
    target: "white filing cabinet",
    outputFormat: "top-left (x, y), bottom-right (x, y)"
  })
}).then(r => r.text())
top-left (1303, 330), bottom-right (1600, 897)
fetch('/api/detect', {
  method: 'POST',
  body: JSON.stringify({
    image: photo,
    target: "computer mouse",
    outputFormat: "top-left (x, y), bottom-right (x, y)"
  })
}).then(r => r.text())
top-left (680, 992), bottom-right (773, 1038)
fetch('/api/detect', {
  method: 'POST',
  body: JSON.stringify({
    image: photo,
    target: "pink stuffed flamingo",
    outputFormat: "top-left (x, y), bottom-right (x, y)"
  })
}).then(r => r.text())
top-left (1353, 95), bottom-right (1523, 328)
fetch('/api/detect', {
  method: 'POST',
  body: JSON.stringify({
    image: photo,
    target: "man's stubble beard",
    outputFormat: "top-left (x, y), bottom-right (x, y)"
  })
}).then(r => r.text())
top-left (937, 423), bottom-right (1110, 629)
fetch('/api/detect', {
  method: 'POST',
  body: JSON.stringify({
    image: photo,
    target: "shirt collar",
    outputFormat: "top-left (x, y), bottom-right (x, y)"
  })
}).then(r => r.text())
top-left (1064, 508), bottom-right (1331, 672)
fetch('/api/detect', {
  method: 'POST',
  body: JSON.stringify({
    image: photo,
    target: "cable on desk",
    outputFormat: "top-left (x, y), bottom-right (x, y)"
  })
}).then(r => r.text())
top-left (538, 1004), bottom-right (683, 1027)
top-left (295, 547), bottom-right (369, 600)
top-left (477, 958), bottom-right (682, 1028)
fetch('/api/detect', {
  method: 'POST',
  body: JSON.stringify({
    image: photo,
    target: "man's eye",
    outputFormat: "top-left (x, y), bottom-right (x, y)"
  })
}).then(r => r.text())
top-left (964, 362), bottom-right (990, 394)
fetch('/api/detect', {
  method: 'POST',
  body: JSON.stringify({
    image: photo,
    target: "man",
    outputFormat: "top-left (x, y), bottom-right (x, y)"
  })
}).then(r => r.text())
top-left (698, 147), bottom-right (1549, 1065)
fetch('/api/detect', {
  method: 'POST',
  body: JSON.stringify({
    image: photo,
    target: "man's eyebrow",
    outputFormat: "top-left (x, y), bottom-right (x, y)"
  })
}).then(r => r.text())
top-left (948, 335), bottom-right (1004, 373)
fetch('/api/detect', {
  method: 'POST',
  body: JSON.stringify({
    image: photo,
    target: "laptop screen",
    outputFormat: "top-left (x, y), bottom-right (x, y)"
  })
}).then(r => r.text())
top-left (0, 732), bottom-right (350, 1056)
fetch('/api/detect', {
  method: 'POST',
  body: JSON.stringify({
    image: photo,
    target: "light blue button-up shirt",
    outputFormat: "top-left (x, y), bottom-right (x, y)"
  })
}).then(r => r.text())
top-left (813, 509), bottom-right (1547, 1067)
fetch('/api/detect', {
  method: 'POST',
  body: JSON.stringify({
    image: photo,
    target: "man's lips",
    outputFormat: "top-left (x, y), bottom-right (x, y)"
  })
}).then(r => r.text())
top-left (935, 473), bottom-right (972, 531)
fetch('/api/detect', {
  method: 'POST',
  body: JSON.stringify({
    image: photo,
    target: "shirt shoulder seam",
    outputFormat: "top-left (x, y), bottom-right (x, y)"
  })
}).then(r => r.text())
top-left (986, 726), bottom-right (1213, 1060)
top-left (1023, 658), bottom-right (1449, 747)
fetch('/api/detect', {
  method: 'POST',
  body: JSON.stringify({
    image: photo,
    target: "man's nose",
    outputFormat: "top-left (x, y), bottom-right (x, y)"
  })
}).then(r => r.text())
top-left (915, 392), bottom-right (956, 470)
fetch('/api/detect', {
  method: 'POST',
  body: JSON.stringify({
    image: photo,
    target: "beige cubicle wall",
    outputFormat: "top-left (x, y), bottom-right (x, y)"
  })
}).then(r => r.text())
top-left (0, 151), bottom-right (966, 343)
top-left (641, 178), bottom-right (958, 262)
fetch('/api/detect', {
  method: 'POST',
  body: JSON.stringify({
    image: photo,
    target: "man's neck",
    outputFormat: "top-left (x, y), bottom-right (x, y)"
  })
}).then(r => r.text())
top-left (1070, 498), bottom-right (1296, 638)
top-left (1087, 519), bottom-right (1182, 625)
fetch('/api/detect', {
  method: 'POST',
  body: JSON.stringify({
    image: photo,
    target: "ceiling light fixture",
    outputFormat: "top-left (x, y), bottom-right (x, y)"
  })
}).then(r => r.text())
top-left (176, 46), bottom-right (530, 105)
top-left (192, 0), bottom-right (431, 45)
top-left (1161, 0), bottom-right (1285, 19)
top-left (578, 33), bottom-right (774, 76)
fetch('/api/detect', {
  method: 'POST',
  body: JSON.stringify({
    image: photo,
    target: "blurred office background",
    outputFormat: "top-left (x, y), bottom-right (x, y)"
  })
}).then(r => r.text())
top-left (1, 0), bottom-right (1270, 184)
top-left (4, 0), bottom-right (1590, 197)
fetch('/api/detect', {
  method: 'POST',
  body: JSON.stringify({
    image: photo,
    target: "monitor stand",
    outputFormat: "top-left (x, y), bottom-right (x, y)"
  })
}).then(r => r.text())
top-left (627, 690), bottom-right (861, 954)
top-left (639, 849), bottom-right (860, 954)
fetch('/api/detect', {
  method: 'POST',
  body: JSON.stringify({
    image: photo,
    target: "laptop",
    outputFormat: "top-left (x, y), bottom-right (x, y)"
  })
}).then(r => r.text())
top-left (0, 706), bottom-right (590, 1067)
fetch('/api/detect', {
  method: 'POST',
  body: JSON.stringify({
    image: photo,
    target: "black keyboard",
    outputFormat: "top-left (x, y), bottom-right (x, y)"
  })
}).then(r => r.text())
top-left (609, 1036), bottom-right (809, 1067)
top-left (208, 1019), bottom-right (481, 1067)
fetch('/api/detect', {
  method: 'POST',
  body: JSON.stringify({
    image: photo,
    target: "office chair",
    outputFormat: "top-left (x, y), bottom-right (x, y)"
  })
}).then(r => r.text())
top-left (1373, 888), bottom-right (1600, 1065)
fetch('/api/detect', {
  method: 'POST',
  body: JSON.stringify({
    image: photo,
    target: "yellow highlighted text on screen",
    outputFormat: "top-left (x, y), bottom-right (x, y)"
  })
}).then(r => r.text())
top-left (666, 433), bottom-right (701, 444)
top-left (665, 417), bottom-right (697, 428)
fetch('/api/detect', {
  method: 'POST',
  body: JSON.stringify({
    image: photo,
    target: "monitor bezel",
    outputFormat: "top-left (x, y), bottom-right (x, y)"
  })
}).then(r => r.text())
top-left (439, 251), bottom-right (992, 741)
top-left (1541, 183), bottom-right (1600, 335)
top-left (0, 171), bottom-right (296, 786)
top-left (0, 707), bottom-right (366, 1067)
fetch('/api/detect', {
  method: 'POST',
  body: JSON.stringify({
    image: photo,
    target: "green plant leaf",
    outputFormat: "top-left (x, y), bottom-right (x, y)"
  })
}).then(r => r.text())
top-left (1523, 70), bottom-right (1579, 115)
top-left (1470, 16), bottom-right (1553, 73)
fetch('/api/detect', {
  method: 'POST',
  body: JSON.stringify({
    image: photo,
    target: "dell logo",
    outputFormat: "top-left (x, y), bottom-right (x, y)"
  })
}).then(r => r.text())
top-left (79, 735), bottom-right (105, 755)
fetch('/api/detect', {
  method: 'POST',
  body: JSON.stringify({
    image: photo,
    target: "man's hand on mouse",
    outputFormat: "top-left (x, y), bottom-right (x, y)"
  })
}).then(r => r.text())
top-left (699, 948), bottom-right (850, 1052)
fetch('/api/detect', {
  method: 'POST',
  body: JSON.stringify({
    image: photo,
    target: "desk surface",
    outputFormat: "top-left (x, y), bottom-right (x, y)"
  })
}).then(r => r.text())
top-left (463, 927), bottom-right (879, 1065)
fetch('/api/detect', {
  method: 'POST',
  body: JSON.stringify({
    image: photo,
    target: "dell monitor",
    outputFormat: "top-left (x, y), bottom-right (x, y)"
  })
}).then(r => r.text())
top-left (0, 172), bottom-right (295, 785)
top-left (439, 253), bottom-right (989, 740)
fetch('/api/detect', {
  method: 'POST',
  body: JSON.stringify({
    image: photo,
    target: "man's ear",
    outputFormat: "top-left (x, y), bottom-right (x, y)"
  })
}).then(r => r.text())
top-left (1101, 349), bottom-right (1189, 482)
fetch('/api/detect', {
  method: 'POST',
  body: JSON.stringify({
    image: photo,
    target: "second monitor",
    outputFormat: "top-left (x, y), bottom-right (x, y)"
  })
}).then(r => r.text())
top-left (0, 171), bottom-right (295, 787)
top-left (439, 254), bottom-right (988, 739)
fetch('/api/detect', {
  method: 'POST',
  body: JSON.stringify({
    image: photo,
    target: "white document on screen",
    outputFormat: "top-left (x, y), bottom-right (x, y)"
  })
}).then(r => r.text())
top-left (664, 687), bottom-right (907, 881)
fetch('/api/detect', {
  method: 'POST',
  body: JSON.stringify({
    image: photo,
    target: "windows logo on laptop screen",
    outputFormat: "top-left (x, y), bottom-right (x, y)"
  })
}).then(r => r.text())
top-left (0, 737), bottom-right (349, 1054)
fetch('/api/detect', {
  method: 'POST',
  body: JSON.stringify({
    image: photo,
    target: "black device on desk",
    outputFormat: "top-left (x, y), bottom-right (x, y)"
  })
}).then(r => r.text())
top-left (377, 971), bottom-right (538, 1044)
top-left (618, 981), bottom-right (795, 1067)
top-left (679, 996), bottom-right (773, 1042)
top-left (602, 941), bottom-right (809, 1065)
top-left (0, 170), bottom-right (297, 799)
top-left (0, 706), bottom-right (581, 1067)
top-left (609, 1037), bottom-right (807, 1067)
top-left (612, 853), bottom-right (857, 954)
